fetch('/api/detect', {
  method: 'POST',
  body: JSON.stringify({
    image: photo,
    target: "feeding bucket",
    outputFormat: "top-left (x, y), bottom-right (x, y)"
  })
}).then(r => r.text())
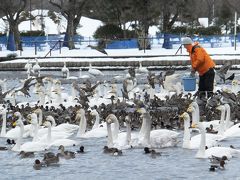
top-left (182, 76), bottom-right (196, 91)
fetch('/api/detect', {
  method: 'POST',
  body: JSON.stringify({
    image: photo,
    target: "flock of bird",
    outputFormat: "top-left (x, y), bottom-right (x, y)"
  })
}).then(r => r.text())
top-left (0, 59), bottom-right (239, 172)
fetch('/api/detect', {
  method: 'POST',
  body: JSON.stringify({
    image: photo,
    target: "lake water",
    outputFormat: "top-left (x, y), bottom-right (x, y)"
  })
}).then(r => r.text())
top-left (0, 70), bottom-right (240, 180)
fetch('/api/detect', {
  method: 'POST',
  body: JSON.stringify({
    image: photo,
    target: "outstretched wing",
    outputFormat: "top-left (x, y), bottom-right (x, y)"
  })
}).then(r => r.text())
top-left (218, 61), bottom-right (232, 75)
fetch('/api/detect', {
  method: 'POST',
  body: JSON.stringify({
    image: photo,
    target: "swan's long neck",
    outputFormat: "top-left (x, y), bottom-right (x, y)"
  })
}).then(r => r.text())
top-left (195, 123), bottom-right (206, 158)
top-left (77, 110), bottom-right (87, 136)
top-left (50, 117), bottom-right (56, 127)
top-left (142, 113), bottom-right (151, 147)
top-left (0, 111), bottom-right (7, 137)
top-left (38, 111), bottom-right (43, 126)
top-left (192, 103), bottom-right (199, 124)
top-left (71, 85), bottom-right (77, 101)
top-left (139, 115), bottom-right (147, 137)
top-left (47, 125), bottom-right (51, 143)
top-left (217, 107), bottom-right (226, 135)
top-left (182, 115), bottom-right (191, 148)
top-left (15, 123), bottom-right (24, 150)
top-left (107, 122), bottom-right (114, 148)
top-left (125, 121), bottom-right (131, 145)
top-left (112, 116), bottom-right (119, 141)
top-left (224, 104), bottom-right (231, 130)
top-left (92, 113), bottom-right (100, 129)
top-left (32, 124), bottom-right (39, 142)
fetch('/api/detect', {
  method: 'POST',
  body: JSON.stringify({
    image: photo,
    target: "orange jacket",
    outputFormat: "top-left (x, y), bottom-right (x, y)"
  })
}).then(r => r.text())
top-left (187, 43), bottom-right (215, 76)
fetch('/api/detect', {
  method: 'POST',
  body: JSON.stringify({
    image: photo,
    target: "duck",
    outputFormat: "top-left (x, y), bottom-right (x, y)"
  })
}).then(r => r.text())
top-left (76, 146), bottom-right (85, 153)
top-left (33, 159), bottom-right (42, 170)
top-left (19, 151), bottom-right (35, 158)
top-left (103, 146), bottom-right (122, 156)
top-left (144, 147), bottom-right (161, 158)
top-left (182, 113), bottom-right (240, 159)
top-left (0, 146), bottom-right (8, 151)
top-left (42, 152), bottom-right (60, 166)
top-left (58, 145), bottom-right (75, 159)
top-left (209, 155), bottom-right (228, 164)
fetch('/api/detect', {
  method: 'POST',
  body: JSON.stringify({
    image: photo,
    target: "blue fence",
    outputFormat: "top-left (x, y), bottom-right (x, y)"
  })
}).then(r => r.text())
top-left (0, 33), bottom-right (240, 50)
top-left (106, 39), bottom-right (138, 49)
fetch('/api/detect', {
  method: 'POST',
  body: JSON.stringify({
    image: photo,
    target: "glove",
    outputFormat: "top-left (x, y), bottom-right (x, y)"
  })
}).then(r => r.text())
top-left (190, 69), bottom-right (196, 77)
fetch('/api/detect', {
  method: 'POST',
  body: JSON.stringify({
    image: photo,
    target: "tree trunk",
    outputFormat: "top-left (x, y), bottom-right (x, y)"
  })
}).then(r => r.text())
top-left (65, 13), bottom-right (75, 50)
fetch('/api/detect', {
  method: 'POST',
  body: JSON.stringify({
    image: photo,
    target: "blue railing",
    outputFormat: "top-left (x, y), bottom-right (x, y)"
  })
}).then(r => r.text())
top-left (0, 33), bottom-right (239, 50)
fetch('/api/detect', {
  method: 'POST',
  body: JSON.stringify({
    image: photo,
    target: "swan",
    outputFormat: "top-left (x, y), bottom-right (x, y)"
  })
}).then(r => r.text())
top-left (218, 104), bottom-right (240, 139)
top-left (32, 58), bottom-right (41, 77)
top-left (137, 108), bottom-right (180, 148)
top-left (88, 62), bottom-right (104, 76)
top-left (106, 114), bottom-right (137, 149)
top-left (43, 121), bottom-right (78, 147)
top-left (0, 107), bottom-right (7, 137)
top-left (188, 119), bottom-right (240, 159)
top-left (163, 74), bottom-right (182, 96)
top-left (6, 112), bottom-right (32, 139)
top-left (61, 62), bottom-right (69, 78)
top-left (11, 120), bottom-right (24, 151)
top-left (180, 112), bottom-right (219, 149)
top-left (137, 61), bottom-right (148, 74)
top-left (79, 68), bottom-right (91, 79)
top-left (76, 109), bottom-right (87, 137)
top-left (11, 118), bottom-right (48, 152)
top-left (45, 115), bottom-right (79, 135)
top-left (187, 101), bottom-right (222, 130)
top-left (34, 108), bottom-right (44, 126)
top-left (224, 104), bottom-right (234, 130)
top-left (34, 116), bottom-right (74, 141)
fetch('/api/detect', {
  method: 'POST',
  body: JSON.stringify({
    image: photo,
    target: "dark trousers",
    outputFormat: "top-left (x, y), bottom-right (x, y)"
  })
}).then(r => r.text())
top-left (198, 68), bottom-right (215, 98)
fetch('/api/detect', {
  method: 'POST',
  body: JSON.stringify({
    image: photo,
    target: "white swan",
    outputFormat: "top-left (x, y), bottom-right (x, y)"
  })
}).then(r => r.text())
top-left (34, 115), bottom-right (75, 140)
top-left (61, 62), bottom-right (69, 78)
top-left (106, 114), bottom-right (137, 149)
top-left (180, 112), bottom-right (219, 149)
top-left (11, 120), bottom-right (24, 151)
top-left (43, 121), bottom-right (79, 147)
top-left (88, 62), bottom-right (104, 76)
top-left (137, 61), bottom-right (148, 74)
top-left (32, 58), bottom-right (41, 77)
top-left (224, 104), bottom-right (234, 130)
top-left (138, 108), bottom-right (179, 148)
top-left (187, 118), bottom-right (240, 159)
top-left (188, 101), bottom-right (222, 130)
top-left (6, 112), bottom-right (32, 139)
top-left (76, 109), bottom-right (87, 137)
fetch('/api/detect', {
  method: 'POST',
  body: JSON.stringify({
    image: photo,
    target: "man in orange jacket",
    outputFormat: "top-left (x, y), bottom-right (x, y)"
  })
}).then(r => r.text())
top-left (182, 37), bottom-right (216, 98)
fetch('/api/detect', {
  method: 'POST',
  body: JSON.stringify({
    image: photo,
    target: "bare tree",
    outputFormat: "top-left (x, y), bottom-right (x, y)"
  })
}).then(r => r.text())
top-left (49, 0), bottom-right (88, 49)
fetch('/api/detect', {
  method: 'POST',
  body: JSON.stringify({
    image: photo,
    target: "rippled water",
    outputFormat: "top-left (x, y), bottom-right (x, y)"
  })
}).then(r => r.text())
top-left (0, 70), bottom-right (240, 180)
